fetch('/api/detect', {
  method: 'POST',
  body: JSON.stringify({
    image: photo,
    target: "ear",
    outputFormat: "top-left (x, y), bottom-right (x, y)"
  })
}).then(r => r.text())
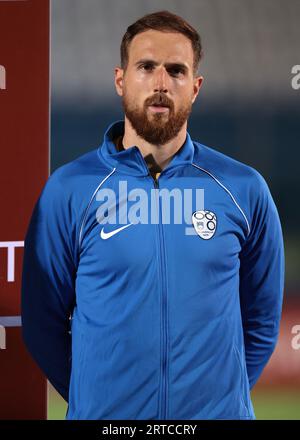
top-left (114, 66), bottom-right (124, 97)
top-left (191, 75), bottom-right (204, 104)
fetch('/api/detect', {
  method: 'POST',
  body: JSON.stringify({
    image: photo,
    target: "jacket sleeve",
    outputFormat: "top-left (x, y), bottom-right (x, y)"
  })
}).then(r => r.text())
top-left (21, 172), bottom-right (77, 402)
top-left (239, 172), bottom-right (284, 390)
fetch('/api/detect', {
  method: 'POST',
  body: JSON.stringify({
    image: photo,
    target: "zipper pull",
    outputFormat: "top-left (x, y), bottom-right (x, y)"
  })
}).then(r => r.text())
top-left (149, 171), bottom-right (159, 188)
top-left (154, 171), bottom-right (161, 188)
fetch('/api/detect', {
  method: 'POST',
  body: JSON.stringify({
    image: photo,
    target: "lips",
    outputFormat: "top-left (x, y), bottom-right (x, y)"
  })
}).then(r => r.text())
top-left (148, 105), bottom-right (169, 113)
top-left (151, 103), bottom-right (169, 107)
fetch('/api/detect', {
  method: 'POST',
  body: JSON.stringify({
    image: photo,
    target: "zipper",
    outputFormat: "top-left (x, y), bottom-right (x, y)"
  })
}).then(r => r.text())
top-left (150, 173), bottom-right (168, 420)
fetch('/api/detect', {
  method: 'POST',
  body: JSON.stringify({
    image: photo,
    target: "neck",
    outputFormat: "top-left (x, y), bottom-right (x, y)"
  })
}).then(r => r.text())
top-left (122, 115), bottom-right (187, 170)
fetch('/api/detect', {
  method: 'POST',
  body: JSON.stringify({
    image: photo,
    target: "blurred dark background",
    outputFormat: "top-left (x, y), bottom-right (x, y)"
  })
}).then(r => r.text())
top-left (50, 0), bottom-right (300, 419)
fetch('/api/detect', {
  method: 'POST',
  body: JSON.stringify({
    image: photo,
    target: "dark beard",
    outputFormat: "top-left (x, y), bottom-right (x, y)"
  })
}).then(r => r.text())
top-left (121, 93), bottom-right (192, 145)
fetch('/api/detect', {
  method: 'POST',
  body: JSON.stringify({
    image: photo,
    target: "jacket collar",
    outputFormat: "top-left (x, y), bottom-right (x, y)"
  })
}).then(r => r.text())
top-left (98, 120), bottom-right (195, 177)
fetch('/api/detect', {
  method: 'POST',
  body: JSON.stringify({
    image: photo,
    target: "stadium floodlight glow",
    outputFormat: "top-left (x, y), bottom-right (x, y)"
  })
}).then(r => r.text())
top-left (0, 241), bottom-right (24, 282)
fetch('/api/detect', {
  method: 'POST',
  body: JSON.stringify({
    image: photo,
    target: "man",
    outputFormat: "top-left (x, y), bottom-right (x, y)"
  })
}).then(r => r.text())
top-left (21, 10), bottom-right (284, 420)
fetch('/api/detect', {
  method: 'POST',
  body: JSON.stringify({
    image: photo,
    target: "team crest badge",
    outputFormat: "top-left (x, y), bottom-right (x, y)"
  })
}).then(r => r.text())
top-left (192, 210), bottom-right (217, 240)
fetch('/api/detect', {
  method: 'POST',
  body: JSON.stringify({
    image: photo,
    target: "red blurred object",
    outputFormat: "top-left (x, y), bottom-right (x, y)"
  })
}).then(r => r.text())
top-left (0, 0), bottom-right (49, 419)
top-left (255, 297), bottom-right (300, 389)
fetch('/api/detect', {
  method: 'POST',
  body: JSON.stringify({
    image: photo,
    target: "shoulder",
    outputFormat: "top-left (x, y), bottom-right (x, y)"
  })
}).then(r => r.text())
top-left (51, 148), bottom-right (112, 186)
top-left (192, 141), bottom-right (275, 233)
top-left (193, 141), bottom-right (265, 186)
top-left (34, 147), bottom-right (114, 233)
top-left (41, 147), bottom-right (113, 199)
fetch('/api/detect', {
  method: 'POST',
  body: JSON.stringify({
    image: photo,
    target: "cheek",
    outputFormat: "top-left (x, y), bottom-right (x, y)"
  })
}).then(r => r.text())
top-left (176, 84), bottom-right (194, 105)
top-left (124, 75), bottom-right (148, 97)
top-left (123, 87), bottom-right (144, 109)
top-left (126, 72), bottom-right (149, 87)
top-left (173, 85), bottom-right (193, 106)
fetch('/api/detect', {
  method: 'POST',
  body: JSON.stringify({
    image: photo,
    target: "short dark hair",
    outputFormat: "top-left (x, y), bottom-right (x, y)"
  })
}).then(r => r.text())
top-left (120, 10), bottom-right (203, 75)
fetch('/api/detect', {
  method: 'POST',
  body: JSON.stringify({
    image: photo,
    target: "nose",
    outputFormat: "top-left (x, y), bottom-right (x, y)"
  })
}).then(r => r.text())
top-left (153, 66), bottom-right (168, 93)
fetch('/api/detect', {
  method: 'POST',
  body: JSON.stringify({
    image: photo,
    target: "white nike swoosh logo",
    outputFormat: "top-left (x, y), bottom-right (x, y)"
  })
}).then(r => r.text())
top-left (100, 223), bottom-right (133, 240)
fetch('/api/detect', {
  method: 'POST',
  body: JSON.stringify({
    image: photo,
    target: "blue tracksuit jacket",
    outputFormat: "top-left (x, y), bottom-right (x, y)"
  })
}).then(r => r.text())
top-left (21, 120), bottom-right (284, 420)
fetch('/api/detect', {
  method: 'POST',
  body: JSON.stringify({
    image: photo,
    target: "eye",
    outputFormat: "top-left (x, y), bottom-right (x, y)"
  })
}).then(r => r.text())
top-left (140, 63), bottom-right (154, 72)
top-left (168, 67), bottom-right (185, 77)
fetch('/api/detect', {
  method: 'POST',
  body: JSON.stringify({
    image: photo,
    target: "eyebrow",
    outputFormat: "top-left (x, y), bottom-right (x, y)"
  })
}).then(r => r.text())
top-left (135, 59), bottom-right (188, 72)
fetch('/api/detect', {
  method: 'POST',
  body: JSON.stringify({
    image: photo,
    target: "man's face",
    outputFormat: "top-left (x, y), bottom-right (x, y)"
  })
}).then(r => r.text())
top-left (115, 30), bottom-right (203, 145)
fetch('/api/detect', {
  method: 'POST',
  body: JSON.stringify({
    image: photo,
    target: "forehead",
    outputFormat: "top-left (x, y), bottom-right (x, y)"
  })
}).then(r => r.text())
top-left (128, 30), bottom-right (194, 67)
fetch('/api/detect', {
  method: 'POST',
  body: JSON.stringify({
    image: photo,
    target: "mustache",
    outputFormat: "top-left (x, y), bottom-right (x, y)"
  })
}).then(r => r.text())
top-left (145, 94), bottom-right (173, 108)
